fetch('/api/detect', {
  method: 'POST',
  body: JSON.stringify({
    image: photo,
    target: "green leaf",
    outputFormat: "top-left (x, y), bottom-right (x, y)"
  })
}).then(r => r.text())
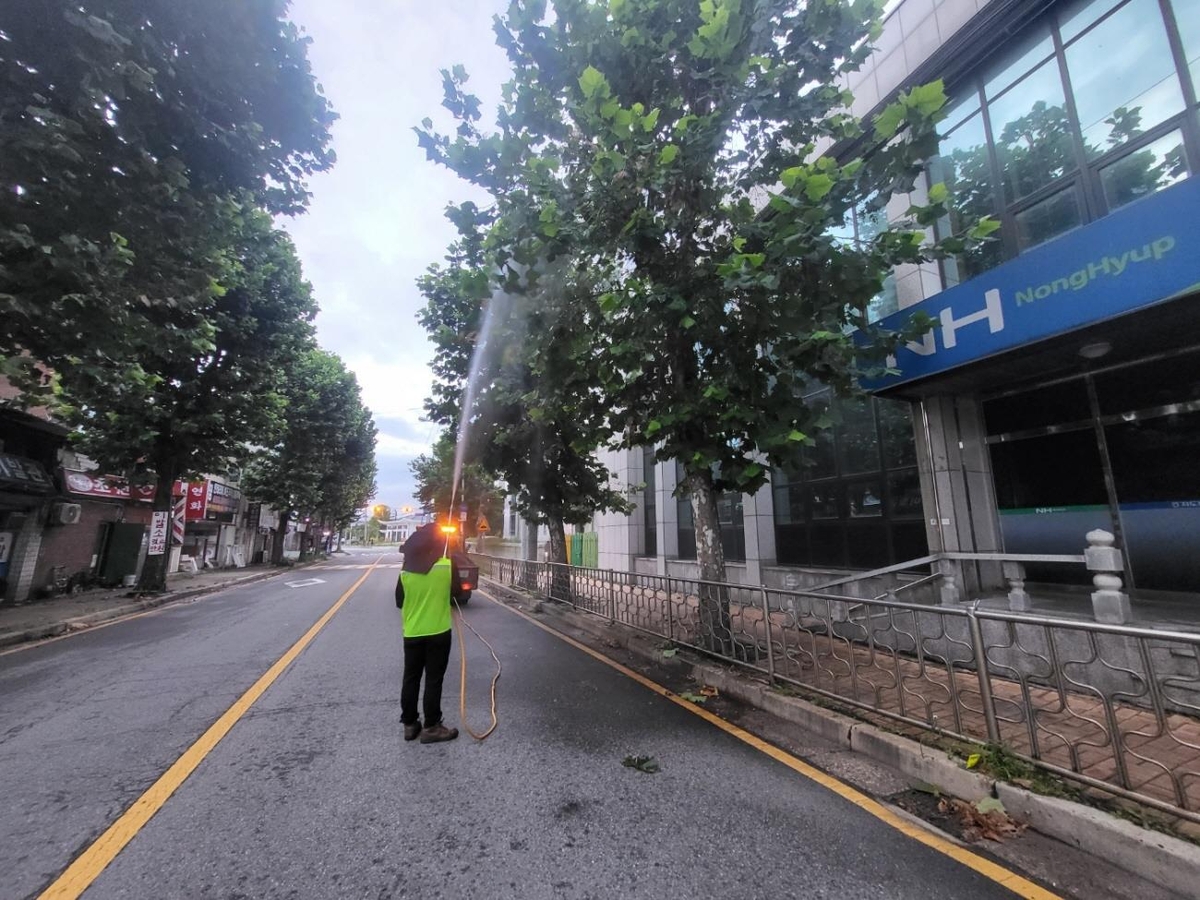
top-left (642, 108), bottom-right (660, 131)
top-left (787, 429), bottom-right (806, 442)
top-left (966, 753), bottom-right (981, 769)
top-left (681, 315), bottom-right (696, 329)
top-left (780, 166), bottom-right (805, 189)
top-left (907, 80), bottom-right (947, 117)
top-left (927, 182), bottom-right (949, 204)
top-left (659, 144), bottom-right (679, 165)
top-left (969, 217), bottom-right (1002, 239)
top-left (645, 420), bottom-right (662, 435)
top-left (874, 102), bottom-right (906, 139)
top-left (578, 65), bottom-right (609, 99)
top-left (679, 692), bottom-right (708, 703)
top-left (661, 647), bottom-right (677, 658)
top-left (743, 462), bottom-right (763, 479)
top-left (804, 173), bottom-right (834, 201)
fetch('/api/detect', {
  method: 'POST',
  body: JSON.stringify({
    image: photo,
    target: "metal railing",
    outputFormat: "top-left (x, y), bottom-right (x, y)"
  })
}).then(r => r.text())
top-left (477, 553), bottom-right (1200, 824)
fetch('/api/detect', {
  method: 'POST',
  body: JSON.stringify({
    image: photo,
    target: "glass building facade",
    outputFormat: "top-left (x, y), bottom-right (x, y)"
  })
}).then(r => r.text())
top-left (773, 394), bottom-right (926, 570)
top-left (932, 0), bottom-right (1198, 285)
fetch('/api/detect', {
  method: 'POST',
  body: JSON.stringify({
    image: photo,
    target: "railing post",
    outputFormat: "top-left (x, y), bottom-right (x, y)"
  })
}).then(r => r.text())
top-left (1086, 529), bottom-right (1131, 624)
top-left (967, 609), bottom-right (1002, 744)
top-left (760, 587), bottom-right (776, 684)
top-left (665, 576), bottom-right (674, 643)
top-left (1002, 560), bottom-right (1031, 612)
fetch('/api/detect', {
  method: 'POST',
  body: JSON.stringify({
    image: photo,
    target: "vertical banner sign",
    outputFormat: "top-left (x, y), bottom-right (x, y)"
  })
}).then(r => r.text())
top-left (185, 481), bottom-right (209, 521)
top-left (149, 511), bottom-right (170, 556)
top-left (459, 504), bottom-right (468, 523)
top-left (172, 496), bottom-right (187, 544)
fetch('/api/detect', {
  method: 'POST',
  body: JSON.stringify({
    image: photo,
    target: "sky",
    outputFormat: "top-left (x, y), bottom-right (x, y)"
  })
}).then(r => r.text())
top-left (281, 0), bottom-right (513, 513)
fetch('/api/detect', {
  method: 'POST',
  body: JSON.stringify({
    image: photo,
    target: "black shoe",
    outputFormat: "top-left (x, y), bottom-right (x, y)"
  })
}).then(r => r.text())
top-left (419, 723), bottom-right (459, 743)
top-left (403, 721), bottom-right (422, 741)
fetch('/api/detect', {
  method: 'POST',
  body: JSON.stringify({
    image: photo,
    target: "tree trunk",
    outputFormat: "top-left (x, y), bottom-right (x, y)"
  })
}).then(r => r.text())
top-left (519, 516), bottom-right (538, 590)
top-left (547, 518), bottom-right (568, 564)
top-left (685, 469), bottom-right (733, 655)
top-left (546, 517), bottom-right (571, 602)
top-left (137, 462), bottom-right (179, 593)
top-left (271, 511), bottom-right (290, 565)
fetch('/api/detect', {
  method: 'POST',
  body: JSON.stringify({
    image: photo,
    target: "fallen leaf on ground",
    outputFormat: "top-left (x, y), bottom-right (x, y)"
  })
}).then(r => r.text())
top-left (937, 796), bottom-right (1026, 843)
top-left (622, 755), bottom-right (660, 774)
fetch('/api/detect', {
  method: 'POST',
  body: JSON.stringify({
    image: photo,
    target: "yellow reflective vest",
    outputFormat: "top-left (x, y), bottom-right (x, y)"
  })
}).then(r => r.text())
top-left (398, 557), bottom-right (453, 637)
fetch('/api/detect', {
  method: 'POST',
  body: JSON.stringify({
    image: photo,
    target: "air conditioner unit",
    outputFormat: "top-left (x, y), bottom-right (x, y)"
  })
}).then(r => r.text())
top-left (52, 502), bottom-right (83, 526)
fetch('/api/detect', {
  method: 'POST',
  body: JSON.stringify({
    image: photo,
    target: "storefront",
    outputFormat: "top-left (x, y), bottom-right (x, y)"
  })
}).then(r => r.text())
top-left (867, 178), bottom-right (1200, 595)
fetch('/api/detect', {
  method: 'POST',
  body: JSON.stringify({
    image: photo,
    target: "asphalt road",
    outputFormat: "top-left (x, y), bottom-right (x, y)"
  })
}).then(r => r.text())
top-left (2, 549), bottom-right (1045, 899)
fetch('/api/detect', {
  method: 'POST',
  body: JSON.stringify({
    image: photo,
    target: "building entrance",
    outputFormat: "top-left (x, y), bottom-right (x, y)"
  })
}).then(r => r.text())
top-left (985, 346), bottom-right (1200, 592)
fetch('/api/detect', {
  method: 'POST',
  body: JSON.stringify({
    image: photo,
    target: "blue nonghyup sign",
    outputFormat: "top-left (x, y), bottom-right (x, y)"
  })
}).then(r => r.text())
top-left (859, 176), bottom-right (1200, 390)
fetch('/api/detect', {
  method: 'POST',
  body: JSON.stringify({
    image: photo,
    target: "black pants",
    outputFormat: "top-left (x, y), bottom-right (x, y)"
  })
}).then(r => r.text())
top-left (401, 630), bottom-right (452, 727)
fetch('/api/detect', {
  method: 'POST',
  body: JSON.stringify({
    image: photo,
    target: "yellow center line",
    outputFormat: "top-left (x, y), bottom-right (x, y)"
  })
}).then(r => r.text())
top-left (37, 558), bottom-right (384, 900)
top-left (479, 588), bottom-right (1061, 900)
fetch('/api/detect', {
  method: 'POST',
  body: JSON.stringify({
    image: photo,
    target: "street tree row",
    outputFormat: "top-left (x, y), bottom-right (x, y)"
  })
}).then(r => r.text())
top-left (416, 0), bottom-right (998, 634)
top-left (0, 0), bottom-right (376, 588)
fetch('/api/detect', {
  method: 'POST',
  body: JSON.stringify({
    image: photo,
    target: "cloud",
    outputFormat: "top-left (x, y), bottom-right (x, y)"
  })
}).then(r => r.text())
top-left (280, 0), bottom-right (512, 508)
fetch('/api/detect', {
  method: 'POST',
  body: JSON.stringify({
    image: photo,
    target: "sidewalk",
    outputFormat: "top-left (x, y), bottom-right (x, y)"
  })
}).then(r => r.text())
top-left (0, 564), bottom-right (295, 650)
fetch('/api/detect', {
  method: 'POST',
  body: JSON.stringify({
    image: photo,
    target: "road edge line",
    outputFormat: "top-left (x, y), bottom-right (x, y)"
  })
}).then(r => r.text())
top-left (36, 559), bottom-right (382, 900)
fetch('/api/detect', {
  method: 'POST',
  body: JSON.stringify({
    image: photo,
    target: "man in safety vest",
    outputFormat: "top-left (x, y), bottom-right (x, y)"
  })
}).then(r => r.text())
top-left (395, 523), bottom-right (465, 743)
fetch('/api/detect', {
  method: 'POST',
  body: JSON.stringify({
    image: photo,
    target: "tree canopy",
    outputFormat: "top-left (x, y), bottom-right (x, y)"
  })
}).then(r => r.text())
top-left (417, 0), bottom-right (995, 598)
top-left (0, 0), bottom-right (336, 394)
top-left (410, 430), bottom-right (505, 539)
top-left (417, 202), bottom-right (629, 562)
top-left (242, 347), bottom-right (378, 564)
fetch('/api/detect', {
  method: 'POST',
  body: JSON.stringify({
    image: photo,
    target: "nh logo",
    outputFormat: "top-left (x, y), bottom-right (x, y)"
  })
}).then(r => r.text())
top-left (887, 289), bottom-right (1004, 368)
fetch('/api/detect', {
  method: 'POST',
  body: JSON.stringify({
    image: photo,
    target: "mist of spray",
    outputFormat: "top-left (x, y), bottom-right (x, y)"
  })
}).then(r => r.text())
top-left (448, 286), bottom-right (512, 530)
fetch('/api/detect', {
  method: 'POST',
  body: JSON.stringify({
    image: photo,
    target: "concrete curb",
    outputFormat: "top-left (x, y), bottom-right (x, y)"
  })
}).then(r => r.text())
top-left (0, 567), bottom-right (290, 650)
top-left (996, 783), bottom-right (1200, 898)
top-left (480, 576), bottom-right (1200, 894)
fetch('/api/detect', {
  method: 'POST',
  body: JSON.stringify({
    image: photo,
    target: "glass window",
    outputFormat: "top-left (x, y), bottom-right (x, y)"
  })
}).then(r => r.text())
top-left (1014, 187), bottom-right (1082, 249)
top-left (676, 488), bottom-right (696, 560)
top-left (838, 397), bottom-right (880, 475)
top-left (811, 485), bottom-right (841, 519)
top-left (1058, 0), bottom-right (1122, 44)
top-left (878, 399), bottom-right (917, 468)
top-left (866, 273), bottom-right (898, 323)
top-left (806, 393), bottom-right (837, 479)
top-left (1094, 348), bottom-right (1200, 415)
top-left (991, 430), bottom-right (1108, 510)
top-left (810, 526), bottom-right (845, 566)
top-left (988, 59), bottom-right (1076, 202)
top-left (985, 379), bottom-right (1091, 435)
top-left (847, 479), bottom-right (884, 518)
top-left (983, 25), bottom-right (1056, 99)
top-left (931, 108), bottom-right (1005, 281)
top-left (1107, 411), bottom-right (1200, 504)
top-left (1063, 0), bottom-right (1185, 157)
top-left (1099, 130), bottom-right (1189, 211)
top-left (888, 470), bottom-right (924, 518)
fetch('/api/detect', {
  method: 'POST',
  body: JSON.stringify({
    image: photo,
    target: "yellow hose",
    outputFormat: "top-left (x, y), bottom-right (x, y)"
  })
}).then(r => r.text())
top-left (455, 600), bottom-right (501, 740)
